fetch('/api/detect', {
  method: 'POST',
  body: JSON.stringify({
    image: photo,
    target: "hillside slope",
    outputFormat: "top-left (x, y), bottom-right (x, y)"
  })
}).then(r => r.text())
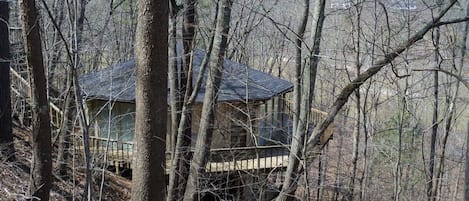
top-left (0, 125), bottom-right (131, 200)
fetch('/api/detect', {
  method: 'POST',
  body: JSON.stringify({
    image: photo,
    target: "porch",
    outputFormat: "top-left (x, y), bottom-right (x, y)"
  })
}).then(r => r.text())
top-left (74, 136), bottom-right (290, 174)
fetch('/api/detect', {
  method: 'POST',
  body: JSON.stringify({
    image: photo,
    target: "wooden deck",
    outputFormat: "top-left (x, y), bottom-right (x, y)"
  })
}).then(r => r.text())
top-left (10, 68), bottom-right (63, 128)
top-left (74, 136), bottom-right (290, 173)
top-left (206, 154), bottom-right (289, 172)
top-left (73, 108), bottom-right (333, 174)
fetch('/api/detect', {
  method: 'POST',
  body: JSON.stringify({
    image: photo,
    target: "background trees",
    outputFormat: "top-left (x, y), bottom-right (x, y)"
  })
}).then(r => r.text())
top-left (1, 0), bottom-right (469, 200)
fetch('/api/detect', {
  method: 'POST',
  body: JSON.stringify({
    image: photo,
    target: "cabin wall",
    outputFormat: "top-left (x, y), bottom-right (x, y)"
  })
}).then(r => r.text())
top-left (86, 100), bottom-right (261, 149)
top-left (86, 100), bottom-right (135, 142)
top-left (259, 94), bottom-right (292, 145)
top-left (190, 102), bottom-right (260, 149)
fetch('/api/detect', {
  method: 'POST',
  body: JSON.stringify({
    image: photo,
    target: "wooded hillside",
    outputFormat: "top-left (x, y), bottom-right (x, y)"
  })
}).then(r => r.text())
top-left (0, 0), bottom-right (468, 201)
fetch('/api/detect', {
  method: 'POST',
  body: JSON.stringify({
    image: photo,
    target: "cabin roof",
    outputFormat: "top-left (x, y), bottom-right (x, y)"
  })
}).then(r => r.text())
top-left (79, 47), bottom-right (293, 103)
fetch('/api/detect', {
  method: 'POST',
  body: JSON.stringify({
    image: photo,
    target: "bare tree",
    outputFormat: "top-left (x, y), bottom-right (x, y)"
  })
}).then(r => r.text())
top-left (183, 1), bottom-right (233, 200)
top-left (277, 0), bottom-right (310, 200)
top-left (0, 0), bottom-right (14, 161)
top-left (430, 2), bottom-right (469, 199)
top-left (428, 2), bottom-right (443, 200)
top-left (131, 0), bottom-right (168, 200)
top-left (466, 119), bottom-right (469, 201)
top-left (167, 0), bottom-right (197, 199)
top-left (19, 0), bottom-right (52, 200)
top-left (276, 0), bottom-right (326, 200)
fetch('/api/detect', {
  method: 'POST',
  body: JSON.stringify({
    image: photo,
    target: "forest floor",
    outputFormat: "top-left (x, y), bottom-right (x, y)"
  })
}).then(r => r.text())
top-left (0, 125), bottom-right (131, 201)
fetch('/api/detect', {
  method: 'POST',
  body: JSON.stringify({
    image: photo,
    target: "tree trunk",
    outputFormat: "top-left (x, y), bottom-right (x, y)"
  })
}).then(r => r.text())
top-left (71, 0), bottom-right (92, 198)
top-left (291, 0), bottom-right (309, 138)
top-left (46, 0), bottom-right (64, 91)
top-left (167, 2), bottom-right (182, 200)
top-left (57, 78), bottom-right (74, 178)
top-left (439, 4), bottom-right (469, 200)
top-left (183, 1), bottom-right (232, 200)
top-left (176, 0), bottom-right (197, 198)
top-left (351, 3), bottom-right (363, 198)
top-left (428, 17), bottom-right (441, 201)
top-left (131, 0), bottom-right (168, 200)
top-left (276, 0), bottom-right (325, 200)
top-left (277, 0), bottom-right (310, 200)
top-left (0, 0), bottom-right (14, 161)
top-left (465, 120), bottom-right (469, 201)
top-left (19, 0), bottom-right (52, 200)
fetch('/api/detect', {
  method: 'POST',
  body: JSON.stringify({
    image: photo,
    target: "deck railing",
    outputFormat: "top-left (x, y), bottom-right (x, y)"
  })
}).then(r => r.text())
top-left (205, 145), bottom-right (289, 172)
top-left (84, 136), bottom-right (134, 162)
top-left (10, 68), bottom-right (63, 128)
top-left (81, 135), bottom-right (290, 173)
top-left (311, 107), bottom-right (328, 126)
top-left (77, 108), bottom-right (331, 173)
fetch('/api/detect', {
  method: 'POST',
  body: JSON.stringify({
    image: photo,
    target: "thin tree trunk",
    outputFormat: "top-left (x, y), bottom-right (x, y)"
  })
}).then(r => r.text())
top-left (303, 0), bottom-right (458, 189)
top-left (53, 0), bottom-right (70, 178)
top-left (291, 0), bottom-right (309, 138)
top-left (433, 4), bottom-right (469, 199)
top-left (46, 0), bottom-right (64, 91)
top-left (465, 120), bottom-right (469, 201)
top-left (428, 21), bottom-right (441, 201)
top-left (19, 0), bottom-right (52, 200)
top-left (395, 83), bottom-right (408, 201)
top-left (276, 0), bottom-right (325, 200)
top-left (350, 3), bottom-right (363, 198)
top-left (183, 1), bottom-right (232, 200)
top-left (167, 1), bottom-right (182, 200)
top-left (278, 1), bottom-right (309, 200)
top-left (72, 0), bottom-right (92, 198)
top-left (168, 3), bottom-right (219, 201)
top-left (177, 0), bottom-right (197, 198)
top-left (0, 0), bottom-right (14, 161)
top-left (462, 5), bottom-right (469, 201)
top-left (131, 0), bottom-right (168, 200)
top-left (56, 78), bottom-right (73, 178)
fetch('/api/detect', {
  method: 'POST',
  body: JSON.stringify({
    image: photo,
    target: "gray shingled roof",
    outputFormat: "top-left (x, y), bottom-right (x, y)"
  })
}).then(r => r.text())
top-left (79, 47), bottom-right (293, 103)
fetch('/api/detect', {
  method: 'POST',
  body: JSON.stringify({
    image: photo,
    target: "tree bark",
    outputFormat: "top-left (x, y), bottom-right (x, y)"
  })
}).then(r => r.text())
top-left (176, 0), bottom-right (197, 198)
top-left (428, 6), bottom-right (441, 200)
top-left (131, 0), bottom-right (168, 200)
top-left (167, 2), bottom-right (182, 200)
top-left (56, 78), bottom-right (73, 178)
top-left (435, 4), bottom-right (469, 200)
top-left (276, 0), bottom-right (325, 200)
top-left (19, 0), bottom-right (52, 200)
top-left (291, 0), bottom-right (310, 138)
top-left (0, 0), bottom-right (14, 161)
top-left (183, 1), bottom-right (232, 200)
top-left (277, 0), bottom-right (310, 200)
top-left (465, 120), bottom-right (469, 201)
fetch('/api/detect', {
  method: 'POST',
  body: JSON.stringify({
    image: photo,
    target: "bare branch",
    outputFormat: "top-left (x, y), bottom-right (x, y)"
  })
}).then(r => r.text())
top-left (304, 0), bottom-right (458, 167)
top-left (412, 68), bottom-right (469, 90)
top-left (434, 16), bottom-right (469, 27)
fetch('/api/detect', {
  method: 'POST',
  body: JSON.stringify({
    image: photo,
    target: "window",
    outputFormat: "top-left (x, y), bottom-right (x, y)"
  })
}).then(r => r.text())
top-left (390, 0), bottom-right (417, 10)
top-left (230, 125), bottom-right (247, 147)
top-left (330, 0), bottom-right (352, 9)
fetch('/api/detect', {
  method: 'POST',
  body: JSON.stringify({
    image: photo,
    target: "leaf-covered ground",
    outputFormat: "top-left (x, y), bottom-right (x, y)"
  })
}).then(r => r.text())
top-left (0, 125), bottom-right (131, 201)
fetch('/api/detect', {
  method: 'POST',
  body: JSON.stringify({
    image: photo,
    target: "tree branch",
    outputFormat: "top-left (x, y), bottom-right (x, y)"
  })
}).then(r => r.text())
top-left (434, 16), bottom-right (469, 27)
top-left (304, 0), bottom-right (458, 167)
top-left (412, 68), bottom-right (469, 90)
